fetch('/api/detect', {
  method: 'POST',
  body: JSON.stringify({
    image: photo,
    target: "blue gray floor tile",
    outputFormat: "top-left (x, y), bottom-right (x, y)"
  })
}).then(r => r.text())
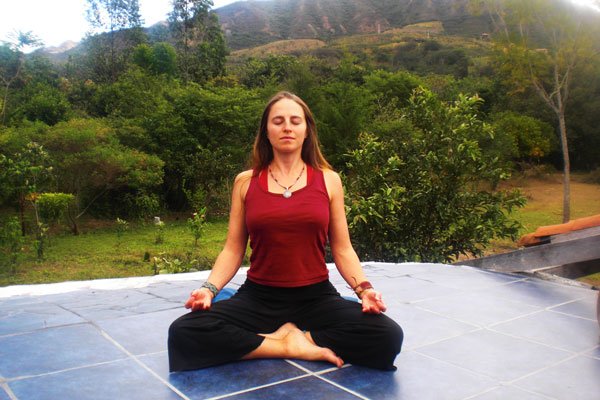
top-left (0, 262), bottom-right (598, 399)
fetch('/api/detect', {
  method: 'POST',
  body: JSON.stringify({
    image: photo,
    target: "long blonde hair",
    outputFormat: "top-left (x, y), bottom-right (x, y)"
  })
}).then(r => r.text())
top-left (251, 91), bottom-right (331, 175)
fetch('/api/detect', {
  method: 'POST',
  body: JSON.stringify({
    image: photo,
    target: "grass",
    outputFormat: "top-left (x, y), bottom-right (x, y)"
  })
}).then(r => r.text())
top-left (485, 172), bottom-right (600, 255)
top-left (2, 171), bottom-right (599, 287)
top-left (0, 217), bottom-right (229, 286)
top-left (487, 171), bottom-right (600, 287)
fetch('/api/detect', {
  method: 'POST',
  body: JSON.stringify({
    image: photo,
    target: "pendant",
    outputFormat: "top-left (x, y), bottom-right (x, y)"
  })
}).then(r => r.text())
top-left (283, 189), bottom-right (292, 198)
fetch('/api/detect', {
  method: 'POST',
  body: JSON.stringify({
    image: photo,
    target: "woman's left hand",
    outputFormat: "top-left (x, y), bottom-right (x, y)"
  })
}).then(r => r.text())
top-left (361, 290), bottom-right (387, 314)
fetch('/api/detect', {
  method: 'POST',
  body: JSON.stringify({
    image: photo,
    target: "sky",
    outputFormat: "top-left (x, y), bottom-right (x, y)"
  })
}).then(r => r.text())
top-left (1, 0), bottom-right (599, 50)
top-left (0, 0), bottom-right (240, 49)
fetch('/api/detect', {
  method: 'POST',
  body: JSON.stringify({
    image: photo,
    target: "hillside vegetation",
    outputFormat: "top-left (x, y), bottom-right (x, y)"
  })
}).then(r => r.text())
top-left (217, 0), bottom-right (490, 49)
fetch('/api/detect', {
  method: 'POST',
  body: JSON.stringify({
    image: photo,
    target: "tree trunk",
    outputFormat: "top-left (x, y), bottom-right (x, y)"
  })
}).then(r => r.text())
top-left (1, 84), bottom-right (10, 125)
top-left (557, 111), bottom-right (570, 223)
top-left (18, 195), bottom-right (26, 236)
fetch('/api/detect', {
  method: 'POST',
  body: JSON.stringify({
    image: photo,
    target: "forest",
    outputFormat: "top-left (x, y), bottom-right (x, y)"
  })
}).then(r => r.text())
top-left (1, 0), bottom-right (600, 280)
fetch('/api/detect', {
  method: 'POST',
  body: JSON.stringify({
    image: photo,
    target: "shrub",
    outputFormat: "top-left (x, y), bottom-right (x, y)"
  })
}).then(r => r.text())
top-left (36, 192), bottom-right (75, 227)
top-left (0, 216), bottom-right (24, 274)
top-left (344, 88), bottom-right (526, 263)
top-left (188, 207), bottom-right (207, 247)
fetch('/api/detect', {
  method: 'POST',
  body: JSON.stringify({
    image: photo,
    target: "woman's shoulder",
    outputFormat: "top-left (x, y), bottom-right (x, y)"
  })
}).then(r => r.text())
top-left (235, 169), bottom-right (254, 183)
top-left (321, 168), bottom-right (341, 184)
top-left (321, 168), bottom-right (343, 199)
top-left (234, 169), bottom-right (254, 200)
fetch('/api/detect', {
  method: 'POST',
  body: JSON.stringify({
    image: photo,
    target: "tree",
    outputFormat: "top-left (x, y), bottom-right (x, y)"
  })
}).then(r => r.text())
top-left (163, 85), bottom-right (262, 210)
top-left (472, 0), bottom-right (600, 222)
top-left (363, 69), bottom-right (422, 107)
top-left (490, 111), bottom-right (556, 164)
top-left (42, 118), bottom-right (164, 234)
top-left (0, 141), bottom-right (53, 235)
top-left (133, 42), bottom-right (178, 77)
top-left (344, 88), bottom-right (525, 262)
top-left (238, 55), bottom-right (299, 89)
top-left (85, 0), bottom-right (145, 82)
top-left (14, 82), bottom-right (71, 125)
top-left (316, 82), bottom-right (374, 170)
top-left (0, 31), bottom-right (43, 125)
top-left (169, 0), bottom-right (227, 83)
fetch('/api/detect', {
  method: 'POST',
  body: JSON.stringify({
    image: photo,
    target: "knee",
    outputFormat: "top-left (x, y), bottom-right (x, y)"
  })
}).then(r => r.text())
top-left (387, 320), bottom-right (404, 355)
top-left (168, 317), bottom-right (185, 343)
top-left (168, 313), bottom-right (197, 341)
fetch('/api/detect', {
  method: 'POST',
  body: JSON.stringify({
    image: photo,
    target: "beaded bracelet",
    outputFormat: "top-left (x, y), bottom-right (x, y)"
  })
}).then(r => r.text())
top-left (201, 281), bottom-right (219, 298)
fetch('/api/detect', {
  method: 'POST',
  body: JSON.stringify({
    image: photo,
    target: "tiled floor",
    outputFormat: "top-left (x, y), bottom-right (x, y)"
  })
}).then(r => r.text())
top-left (0, 263), bottom-right (598, 400)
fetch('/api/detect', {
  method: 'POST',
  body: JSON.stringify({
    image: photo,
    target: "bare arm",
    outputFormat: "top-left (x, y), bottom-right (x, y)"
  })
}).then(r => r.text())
top-left (186, 171), bottom-right (251, 311)
top-left (324, 170), bottom-right (386, 313)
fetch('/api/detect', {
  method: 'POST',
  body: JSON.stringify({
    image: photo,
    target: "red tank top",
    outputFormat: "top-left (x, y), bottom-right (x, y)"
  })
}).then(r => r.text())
top-left (245, 165), bottom-right (330, 287)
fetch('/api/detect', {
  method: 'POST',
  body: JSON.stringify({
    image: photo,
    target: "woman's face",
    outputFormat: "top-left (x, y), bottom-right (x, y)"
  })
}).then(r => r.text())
top-left (266, 98), bottom-right (307, 155)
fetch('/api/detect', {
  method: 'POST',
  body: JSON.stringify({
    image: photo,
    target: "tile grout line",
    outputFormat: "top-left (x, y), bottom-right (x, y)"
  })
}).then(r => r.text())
top-left (94, 328), bottom-right (192, 400)
top-left (411, 303), bottom-right (490, 328)
top-left (1, 357), bottom-right (131, 383)
top-left (205, 360), bottom-right (365, 400)
top-left (505, 346), bottom-right (599, 387)
top-left (548, 308), bottom-right (597, 322)
top-left (284, 360), bottom-right (370, 400)
top-left (21, 303), bottom-right (189, 399)
top-left (49, 302), bottom-right (188, 399)
top-left (1, 382), bottom-right (18, 400)
top-left (484, 325), bottom-right (586, 354)
top-left (204, 373), bottom-right (313, 400)
top-left (0, 320), bottom-right (90, 339)
top-left (412, 349), bottom-right (503, 383)
top-left (459, 384), bottom-right (558, 400)
top-left (313, 373), bottom-right (371, 399)
top-left (413, 335), bottom-right (593, 396)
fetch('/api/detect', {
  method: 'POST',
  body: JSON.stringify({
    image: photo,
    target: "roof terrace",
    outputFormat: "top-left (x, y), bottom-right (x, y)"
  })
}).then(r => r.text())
top-left (0, 262), bottom-right (598, 399)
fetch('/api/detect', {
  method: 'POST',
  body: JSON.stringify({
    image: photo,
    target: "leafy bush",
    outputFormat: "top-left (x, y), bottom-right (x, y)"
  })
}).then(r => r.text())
top-left (0, 216), bottom-right (24, 274)
top-left (344, 88), bottom-right (526, 263)
top-left (123, 192), bottom-right (161, 220)
top-left (36, 192), bottom-right (75, 226)
top-left (152, 253), bottom-right (211, 274)
top-left (115, 217), bottom-right (129, 247)
top-left (490, 112), bottom-right (556, 163)
top-left (188, 207), bottom-right (207, 247)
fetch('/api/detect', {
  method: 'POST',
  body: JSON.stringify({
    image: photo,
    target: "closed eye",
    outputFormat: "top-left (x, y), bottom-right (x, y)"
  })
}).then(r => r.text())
top-left (271, 116), bottom-right (304, 125)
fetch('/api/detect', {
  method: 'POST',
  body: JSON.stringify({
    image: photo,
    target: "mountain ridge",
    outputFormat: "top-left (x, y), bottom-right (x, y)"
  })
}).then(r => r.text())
top-left (216, 0), bottom-right (490, 50)
top-left (35, 0), bottom-right (490, 57)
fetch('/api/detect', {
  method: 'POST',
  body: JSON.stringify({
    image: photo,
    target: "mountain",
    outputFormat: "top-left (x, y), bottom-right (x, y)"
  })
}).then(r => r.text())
top-left (34, 0), bottom-right (490, 59)
top-left (42, 40), bottom-right (79, 55)
top-left (215, 0), bottom-right (491, 50)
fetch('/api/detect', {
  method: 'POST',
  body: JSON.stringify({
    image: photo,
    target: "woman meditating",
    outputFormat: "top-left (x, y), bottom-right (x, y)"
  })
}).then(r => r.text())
top-left (168, 91), bottom-right (403, 371)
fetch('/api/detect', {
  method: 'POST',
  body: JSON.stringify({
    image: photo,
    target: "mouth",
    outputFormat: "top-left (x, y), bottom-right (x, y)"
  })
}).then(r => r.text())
top-left (281, 136), bottom-right (294, 140)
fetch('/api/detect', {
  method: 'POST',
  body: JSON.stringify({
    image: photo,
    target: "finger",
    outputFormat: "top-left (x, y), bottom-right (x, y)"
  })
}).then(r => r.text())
top-left (184, 297), bottom-right (195, 309)
top-left (362, 303), bottom-right (375, 314)
top-left (192, 300), bottom-right (204, 311)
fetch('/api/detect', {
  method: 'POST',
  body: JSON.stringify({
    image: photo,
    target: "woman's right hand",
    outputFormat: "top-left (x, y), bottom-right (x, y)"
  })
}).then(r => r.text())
top-left (184, 288), bottom-right (214, 311)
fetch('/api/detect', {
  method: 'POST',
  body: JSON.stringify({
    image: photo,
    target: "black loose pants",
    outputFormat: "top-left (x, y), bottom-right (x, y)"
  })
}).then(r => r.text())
top-left (168, 279), bottom-right (403, 372)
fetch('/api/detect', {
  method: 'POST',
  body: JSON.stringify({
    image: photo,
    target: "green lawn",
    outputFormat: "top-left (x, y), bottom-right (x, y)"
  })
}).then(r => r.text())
top-left (0, 218), bottom-right (229, 286)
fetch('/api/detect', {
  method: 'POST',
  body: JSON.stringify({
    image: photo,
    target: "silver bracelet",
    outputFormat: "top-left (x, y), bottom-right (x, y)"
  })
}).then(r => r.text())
top-left (201, 281), bottom-right (219, 298)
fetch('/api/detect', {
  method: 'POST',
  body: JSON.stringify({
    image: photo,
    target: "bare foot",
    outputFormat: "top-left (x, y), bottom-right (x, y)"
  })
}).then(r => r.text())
top-left (260, 322), bottom-right (298, 340)
top-left (284, 329), bottom-right (344, 368)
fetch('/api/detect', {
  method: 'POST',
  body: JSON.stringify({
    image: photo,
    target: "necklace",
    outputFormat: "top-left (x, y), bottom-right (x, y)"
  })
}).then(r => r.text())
top-left (268, 164), bottom-right (305, 198)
